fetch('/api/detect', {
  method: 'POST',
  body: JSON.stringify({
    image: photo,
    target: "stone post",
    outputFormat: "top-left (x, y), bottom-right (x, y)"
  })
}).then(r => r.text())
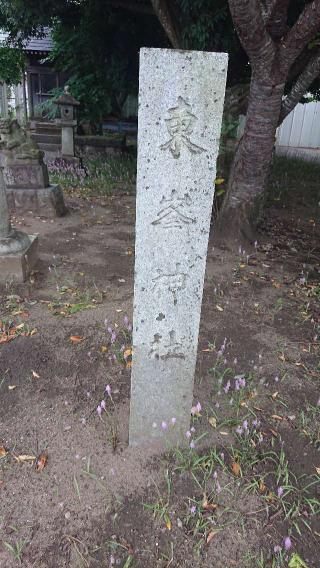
top-left (0, 166), bottom-right (11, 239)
top-left (0, 159), bottom-right (39, 281)
top-left (129, 48), bottom-right (228, 447)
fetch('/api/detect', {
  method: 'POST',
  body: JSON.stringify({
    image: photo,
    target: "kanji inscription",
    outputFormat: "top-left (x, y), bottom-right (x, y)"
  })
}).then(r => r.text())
top-left (160, 97), bottom-right (206, 159)
top-left (152, 190), bottom-right (195, 229)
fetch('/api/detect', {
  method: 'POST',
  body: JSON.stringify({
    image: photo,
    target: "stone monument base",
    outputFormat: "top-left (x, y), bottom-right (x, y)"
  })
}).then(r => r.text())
top-left (0, 234), bottom-right (38, 282)
top-left (61, 154), bottom-right (81, 166)
top-left (4, 162), bottom-right (49, 189)
top-left (6, 184), bottom-right (68, 217)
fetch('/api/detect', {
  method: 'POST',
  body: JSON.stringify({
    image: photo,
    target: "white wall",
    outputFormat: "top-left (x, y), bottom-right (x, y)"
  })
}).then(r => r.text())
top-left (277, 101), bottom-right (320, 149)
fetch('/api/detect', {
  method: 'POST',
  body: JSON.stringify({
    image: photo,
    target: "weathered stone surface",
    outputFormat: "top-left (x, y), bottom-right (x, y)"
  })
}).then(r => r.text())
top-left (61, 125), bottom-right (76, 157)
top-left (0, 167), bottom-right (10, 238)
top-left (6, 184), bottom-right (68, 217)
top-left (4, 163), bottom-right (49, 189)
top-left (0, 234), bottom-right (38, 282)
top-left (129, 48), bottom-right (228, 447)
top-left (0, 118), bottom-right (68, 216)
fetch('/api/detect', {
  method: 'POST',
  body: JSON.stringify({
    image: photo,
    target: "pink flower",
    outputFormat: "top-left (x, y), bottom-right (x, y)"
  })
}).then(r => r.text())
top-left (189, 441), bottom-right (195, 449)
top-left (223, 380), bottom-right (230, 394)
top-left (97, 404), bottom-right (102, 417)
top-left (277, 486), bottom-right (284, 498)
top-left (152, 422), bottom-right (157, 428)
top-left (161, 421), bottom-right (168, 430)
top-left (100, 400), bottom-right (106, 410)
top-left (190, 505), bottom-right (196, 514)
top-left (274, 545), bottom-right (281, 554)
top-left (105, 384), bottom-right (112, 396)
top-left (190, 426), bottom-right (195, 433)
top-left (185, 430), bottom-right (192, 439)
top-left (284, 536), bottom-right (292, 551)
top-left (191, 401), bottom-right (201, 416)
top-left (171, 417), bottom-right (176, 425)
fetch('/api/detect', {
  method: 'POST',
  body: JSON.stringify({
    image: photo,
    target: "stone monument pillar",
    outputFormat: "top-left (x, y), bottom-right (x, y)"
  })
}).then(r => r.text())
top-left (0, 119), bottom-right (67, 217)
top-left (129, 48), bottom-right (228, 447)
top-left (55, 86), bottom-right (80, 163)
top-left (0, 157), bottom-right (38, 282)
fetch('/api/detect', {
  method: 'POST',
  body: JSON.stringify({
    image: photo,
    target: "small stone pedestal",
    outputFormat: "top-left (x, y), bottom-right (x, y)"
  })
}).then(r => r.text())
top-left (0, 167), bottom-right (39, 283)
top-left (6, 184), bottom-right (67, 217)
top-left (0, 232), bottom-right (38, 282)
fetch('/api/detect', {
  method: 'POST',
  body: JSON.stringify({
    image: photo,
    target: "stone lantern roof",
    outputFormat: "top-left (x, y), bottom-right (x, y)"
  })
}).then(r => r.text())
top-left (55, 86), bottom-right (80, 107)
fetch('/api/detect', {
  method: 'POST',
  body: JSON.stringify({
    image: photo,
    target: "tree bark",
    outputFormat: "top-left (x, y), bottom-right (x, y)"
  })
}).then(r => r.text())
top-left (150, 0), bottom-right (182, 48)
top-left (215, 73), bottom-right (285, 245)
top-left (279, 49), bottom-right (320, 123)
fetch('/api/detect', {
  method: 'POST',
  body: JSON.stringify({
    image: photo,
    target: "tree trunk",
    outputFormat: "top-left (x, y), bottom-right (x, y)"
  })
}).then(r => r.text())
top-left (215, 73), bottom-right (285, 246)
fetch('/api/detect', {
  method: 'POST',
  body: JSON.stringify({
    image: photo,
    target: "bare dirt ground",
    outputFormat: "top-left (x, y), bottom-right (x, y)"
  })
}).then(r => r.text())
top-left (0, 166), bottom-right (319, 567)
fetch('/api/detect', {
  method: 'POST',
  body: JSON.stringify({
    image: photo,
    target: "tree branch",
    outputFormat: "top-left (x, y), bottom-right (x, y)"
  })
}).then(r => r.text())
top-left (228, 0), bottom-right (274, 67)
top-left (281, 0), bottom-right (320, 68)
top-left (279, 48), bottom-right (320, 123)
top-left (266, 0), bottom-right (290, 40)
top-left (150, 0), bottom-right (182, 48)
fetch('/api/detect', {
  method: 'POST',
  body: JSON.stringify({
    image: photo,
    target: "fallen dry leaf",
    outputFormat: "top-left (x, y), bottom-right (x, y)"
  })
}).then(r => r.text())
top-left (208, 416), bottom-right (217, 428)
top-left (206, 530), bottom-right (219, 544)
top-left (101, 345), bottom-right (108, 353)
top-left (269, 428), bottom-right (279, 437)
top-left (70, 335), bottom-right (85, 344)
top-left (8, 385), bottom-right (17, 390)
top-left (315, 466), bottom-right (320, 475)
top-left (216, 304), bottom-right (224, 312)
top-left (202, 498), bottom-right (218, 512)
top-left (0, 445), bottom-right (8, 458)
top-left (32, 370), bottom-right (40, 379)
top-left (14, 454), bottom-right (36, 463)
top-left (271, 391), bottom-right (279, 400)
top-left (231, 462), bottom-right (241, 477)
top-left (271, 414), bottom-right (284, 421)
top-left (35, 452), bottom-right (48, 472)
top-left (259, 480), bottom-right (266, 493)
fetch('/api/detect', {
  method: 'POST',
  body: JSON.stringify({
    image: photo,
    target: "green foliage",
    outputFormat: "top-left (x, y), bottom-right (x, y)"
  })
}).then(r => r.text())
top-left (44, 2), bottom-right (165, 129)
top-left (0, 45), bottom-right (25, 84)
top-left (34, 87), bottom-right (62, 119)
top-left (177, 0), bottom-right (248, 85)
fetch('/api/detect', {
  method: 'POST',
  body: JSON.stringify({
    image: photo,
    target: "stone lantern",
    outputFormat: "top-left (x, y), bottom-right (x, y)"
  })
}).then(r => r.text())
top-left (55, 85), bottom-right (80, 162)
